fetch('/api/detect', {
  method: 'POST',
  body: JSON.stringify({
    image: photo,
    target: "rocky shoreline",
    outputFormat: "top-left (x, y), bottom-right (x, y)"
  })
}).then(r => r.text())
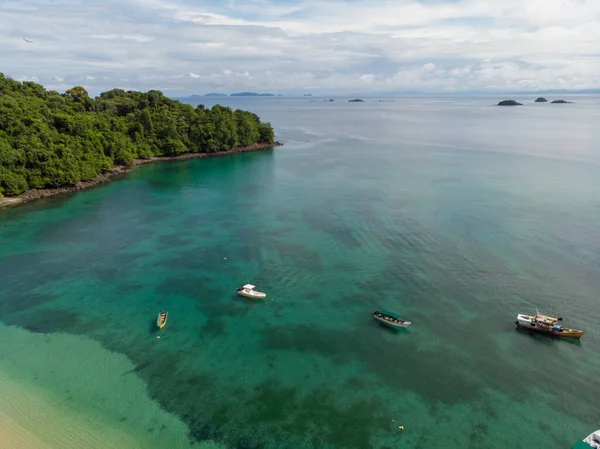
top-left (0, 141), bottom-right (281, 208)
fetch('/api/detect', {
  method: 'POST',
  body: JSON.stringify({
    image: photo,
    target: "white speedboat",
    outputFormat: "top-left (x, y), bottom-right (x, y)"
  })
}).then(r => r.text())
top-left (573, 430), bottom-right (600, 449)
top-left (584, 430), bottom-right (600, 448)
top-left (236, 284), bottom-right (266, 300)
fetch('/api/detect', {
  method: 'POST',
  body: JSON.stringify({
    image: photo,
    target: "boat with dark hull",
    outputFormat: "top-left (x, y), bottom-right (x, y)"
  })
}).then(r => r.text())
top-left (373, 310), bottom-right (411, 329)
top-left (516, 311), bottom-right (583, 339)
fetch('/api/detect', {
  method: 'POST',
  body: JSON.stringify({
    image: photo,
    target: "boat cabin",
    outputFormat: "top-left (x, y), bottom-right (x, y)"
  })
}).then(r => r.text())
top-left (524, 313), bottom-right (562, 329)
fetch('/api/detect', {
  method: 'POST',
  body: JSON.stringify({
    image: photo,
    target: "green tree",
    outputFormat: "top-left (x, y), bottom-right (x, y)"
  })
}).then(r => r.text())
top-left (0, 167), bottom-right (28, 195)
top-left (0, 72), bottom-right (277, 197)
top-left (258, 122), bottom-right (275, 143)
top-left (65, 85), bottom-right (89, 99)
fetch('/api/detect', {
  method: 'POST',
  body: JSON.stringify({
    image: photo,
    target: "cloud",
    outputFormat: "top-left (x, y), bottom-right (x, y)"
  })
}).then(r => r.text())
top-left (90, 34), bottom-right (155, 43)
top-left (1, 0), bottom-right (600, 94)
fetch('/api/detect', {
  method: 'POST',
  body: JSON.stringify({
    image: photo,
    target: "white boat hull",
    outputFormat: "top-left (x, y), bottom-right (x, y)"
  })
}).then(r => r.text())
top-left (237, 290), bottom-right (266, 300)
top-left (374, 316), bottom-right (411, 328)
top-left (583, 430), bottom-right (600, 448)
top-left (516, 314), bottom-right (535, 329)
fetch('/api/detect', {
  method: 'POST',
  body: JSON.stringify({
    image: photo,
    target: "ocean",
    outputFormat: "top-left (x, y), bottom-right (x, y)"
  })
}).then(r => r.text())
top-left (1, 95), bottom-right (599, 448)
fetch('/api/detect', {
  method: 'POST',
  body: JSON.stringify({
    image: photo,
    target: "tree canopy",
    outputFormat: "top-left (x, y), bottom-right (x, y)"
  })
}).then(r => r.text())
top-left (0, 74), bottom-right (276, 197)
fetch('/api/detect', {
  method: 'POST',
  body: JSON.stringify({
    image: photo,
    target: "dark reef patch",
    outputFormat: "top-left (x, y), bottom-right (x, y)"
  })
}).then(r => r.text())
top-left (10, 308), bottom-right (84, 334)
top-left (157, 233), bottom-right (196, 248)
top-left (0, 291), bottom-right (59, 314)
top-left (200, 316), bottom-right (227, 338)
top-left (301, 208), bottom-right (362, 249)
top-left (269, 239), bottom-right (323, 272)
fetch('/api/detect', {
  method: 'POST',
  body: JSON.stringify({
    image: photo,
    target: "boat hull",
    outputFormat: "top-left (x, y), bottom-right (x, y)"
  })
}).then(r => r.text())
top-left (373, 315), bottom-right (411, 328)
top-left (157, 312), bottom-right (168, 329)
top-left (516, 314), bottom-right (583, 339)
top-left (237, 290), bottom-right (266, 300)
top-left (583, 430), bottom-right (600, 449)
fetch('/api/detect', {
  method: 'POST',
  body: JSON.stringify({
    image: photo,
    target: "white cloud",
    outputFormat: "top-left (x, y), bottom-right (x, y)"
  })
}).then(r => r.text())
top-left (360, 74), bottom-right (375, 84)
top-left (1, 0), bottom-right (599, 94)
top-left (17, 76), bottom-right (40, 82)
top-left (90, 34), bottom-right (154, 43)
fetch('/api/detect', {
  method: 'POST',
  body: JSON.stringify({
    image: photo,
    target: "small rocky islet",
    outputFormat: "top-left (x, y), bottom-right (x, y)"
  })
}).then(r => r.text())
top-left (497, 100), bottom-right (523, 106)
top-left (498, 98), bottom-right (574, 106)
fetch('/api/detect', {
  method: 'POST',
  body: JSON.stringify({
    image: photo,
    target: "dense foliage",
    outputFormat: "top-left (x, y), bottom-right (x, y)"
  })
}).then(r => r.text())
top-left (0, 74), bottom-right (276, 197)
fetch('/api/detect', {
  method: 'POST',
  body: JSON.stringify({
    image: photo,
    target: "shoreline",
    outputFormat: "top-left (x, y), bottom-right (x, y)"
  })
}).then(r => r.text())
top-left (0, 322), bottom-right (219, 449)
top-left (0, 141), bottom-right (281, 208)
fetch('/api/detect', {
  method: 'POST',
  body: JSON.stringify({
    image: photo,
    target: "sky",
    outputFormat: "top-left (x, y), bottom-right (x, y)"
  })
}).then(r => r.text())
top-left (1, 0), bottom-right (600, 95)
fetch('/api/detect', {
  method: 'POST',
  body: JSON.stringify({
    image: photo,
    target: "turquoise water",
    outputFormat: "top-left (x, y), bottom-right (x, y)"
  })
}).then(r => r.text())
top-left (1, 96), bottom-right (600, 448)
top-left (0, 322), bottom-right (218, 448)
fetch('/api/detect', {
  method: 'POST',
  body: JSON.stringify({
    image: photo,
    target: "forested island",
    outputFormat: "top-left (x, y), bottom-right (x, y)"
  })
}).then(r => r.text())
top-left (0, 74), bottom-right (278, 202)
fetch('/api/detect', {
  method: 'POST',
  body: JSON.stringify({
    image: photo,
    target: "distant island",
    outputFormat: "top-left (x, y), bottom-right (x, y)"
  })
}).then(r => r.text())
top-left (303, 94), bottom-right (313, 97)
top-left (0, 74), bottom-right (279, 205)
top-left (348, 99), bottom-right (364, 102)
top-left (231, 92), bottom-right (276, 97)
top-left (190, 92), bottom-right (280, 98)
top-left (497, 100), bottom-right (522, 106)
top-left (533, 97), bottom-right (573, 104)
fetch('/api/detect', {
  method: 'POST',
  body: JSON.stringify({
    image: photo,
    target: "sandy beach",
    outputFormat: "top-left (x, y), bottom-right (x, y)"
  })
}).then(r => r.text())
top-left (0, 323), bottom-right (223, 449)
top-left (0, 373), bottom-right (144, 449)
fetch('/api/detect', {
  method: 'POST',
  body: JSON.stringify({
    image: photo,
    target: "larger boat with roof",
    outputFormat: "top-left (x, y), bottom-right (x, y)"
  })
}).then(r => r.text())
top-left (516, 310), bottom-right (584, 339)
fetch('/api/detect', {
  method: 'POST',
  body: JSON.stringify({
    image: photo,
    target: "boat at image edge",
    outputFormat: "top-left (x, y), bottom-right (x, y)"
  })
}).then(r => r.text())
top-left (572, 429), bottom-right (600, 449)
top-left (515, 311), bottom-right (584, 339)
top-left (157, 311), bottom-right (168, 329)
top-left (373, 310), bottom-right (411, 328)
top-left (236, 284), bottom-right (267, 300)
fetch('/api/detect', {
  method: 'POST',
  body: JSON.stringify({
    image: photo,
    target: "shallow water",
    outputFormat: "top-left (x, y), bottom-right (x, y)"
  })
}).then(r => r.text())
top-left (0, 322), bottom-right (220, 449)
top-left (1, 95), bottom-right (599, 448)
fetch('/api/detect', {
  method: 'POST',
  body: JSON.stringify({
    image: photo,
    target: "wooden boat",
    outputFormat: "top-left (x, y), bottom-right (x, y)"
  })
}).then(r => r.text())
top-left (373, 310), bottom-right (411, 328)
top-left (572, 429), bottom-right (600, 449)
top-left (157, 311), bottom-right (168, 329)
top-left (236, 284), bottom-right (266, 300)
top-left (515, 311), bottom-right (583, 339)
